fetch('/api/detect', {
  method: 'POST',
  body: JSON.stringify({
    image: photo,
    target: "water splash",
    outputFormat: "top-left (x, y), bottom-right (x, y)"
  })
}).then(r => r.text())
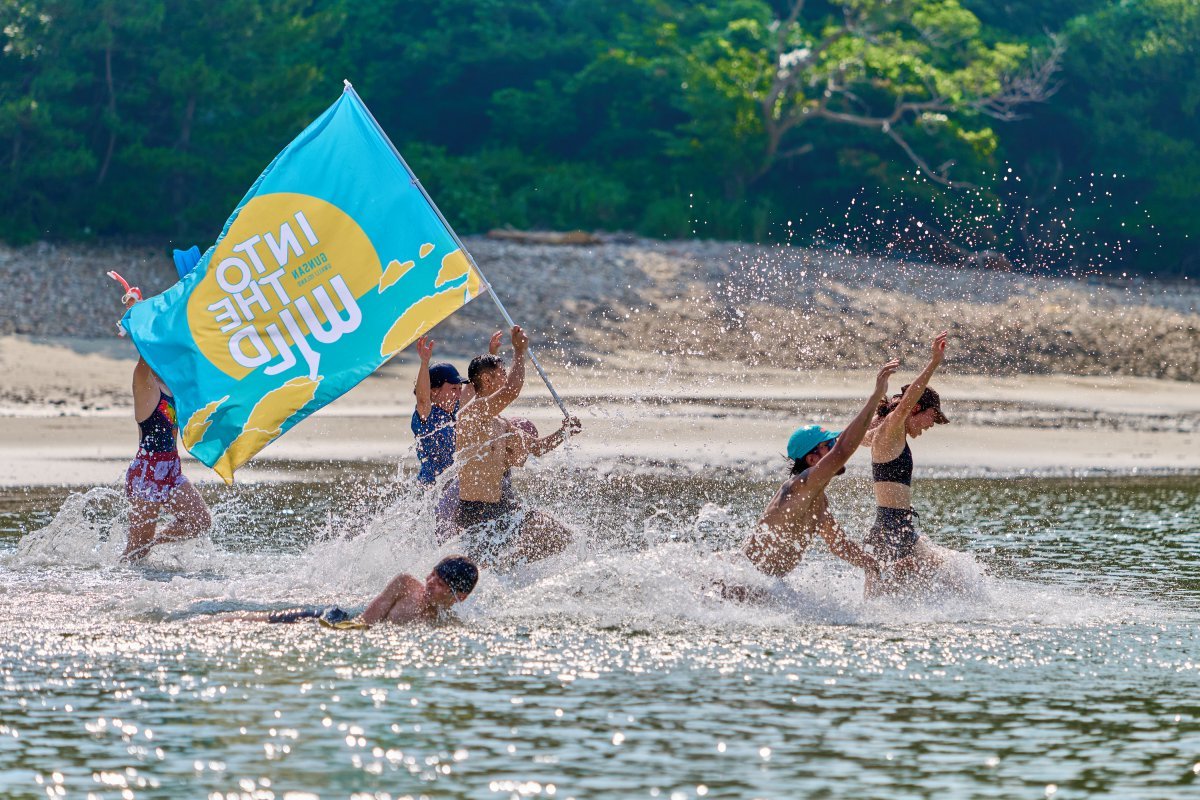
top-left (3, 467), bottom-right (1153, 632)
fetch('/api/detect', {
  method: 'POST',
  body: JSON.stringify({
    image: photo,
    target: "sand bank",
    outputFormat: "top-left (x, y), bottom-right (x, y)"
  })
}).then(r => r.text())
top-left (2, 335), bottom-right (1198, 486)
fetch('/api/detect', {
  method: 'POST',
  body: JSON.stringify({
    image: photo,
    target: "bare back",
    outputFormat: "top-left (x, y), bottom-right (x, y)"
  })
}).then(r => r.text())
top-left (744, 473), bottom-right (830, 577)
top-left (871, 422), bottom-right (914, 509)
top-left (361, 574), bottom-right (434, 625)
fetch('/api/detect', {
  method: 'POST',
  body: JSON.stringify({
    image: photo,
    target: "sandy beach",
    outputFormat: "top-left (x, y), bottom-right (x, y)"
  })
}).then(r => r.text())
top-left (2, 237), bottom-right (1199, 486)
top-left (3, 333), bottom-right (1199, 487)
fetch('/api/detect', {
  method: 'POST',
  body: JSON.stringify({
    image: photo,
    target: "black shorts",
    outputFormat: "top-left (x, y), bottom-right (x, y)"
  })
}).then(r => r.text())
top-left (456, 497), bottom-right (524, 565)
top-left (865, 507), bottom-right (921, 561)
top-left (266, 606), bottom-right (352, 625)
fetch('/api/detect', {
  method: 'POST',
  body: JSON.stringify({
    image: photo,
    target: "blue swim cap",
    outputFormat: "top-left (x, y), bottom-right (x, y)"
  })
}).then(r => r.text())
top-left (434, 556), bottom-right (479, 598)
top-left (786, 425), bottom-right (841, 460)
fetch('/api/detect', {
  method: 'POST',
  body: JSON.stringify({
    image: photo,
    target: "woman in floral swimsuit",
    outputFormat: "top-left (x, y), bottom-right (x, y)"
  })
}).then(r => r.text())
top-left (120, 293), bottom-right (211, 560)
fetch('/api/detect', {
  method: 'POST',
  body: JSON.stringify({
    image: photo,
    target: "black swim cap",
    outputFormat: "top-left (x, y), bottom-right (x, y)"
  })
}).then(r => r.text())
top-left (434, 556), bottom-right (479, 598)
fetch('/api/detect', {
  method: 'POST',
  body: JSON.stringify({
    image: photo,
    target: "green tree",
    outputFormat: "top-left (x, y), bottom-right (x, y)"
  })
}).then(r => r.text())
top-left (0, 0), bottom-right (344, 240)
top-left (1058, 0), bottom-right (1200, 274)
top-left (615, 0), bottom-right (1061, 197)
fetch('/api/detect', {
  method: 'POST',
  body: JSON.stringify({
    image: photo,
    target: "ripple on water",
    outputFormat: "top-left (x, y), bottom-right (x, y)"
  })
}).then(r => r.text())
top-left (1, 473), bottom-right (1199, 797)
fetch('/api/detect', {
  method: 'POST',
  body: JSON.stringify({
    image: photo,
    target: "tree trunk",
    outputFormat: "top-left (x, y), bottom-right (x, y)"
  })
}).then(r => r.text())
top-left (172, 93), bottom-right (197, 227)
top-left (97, 43), bottom-right (117, 186)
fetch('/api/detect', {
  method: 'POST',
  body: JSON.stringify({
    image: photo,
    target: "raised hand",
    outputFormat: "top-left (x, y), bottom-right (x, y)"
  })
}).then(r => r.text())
top-left (510, 325), bottom-right (529, 353)
top-left (875, 358), bottom-right (901, 396)
top-left (416, 336), bottom-right (434, 364)
top-left (488, 330), bottom-right (504, 355)
top-left (931, 331), bottom-right (948, 363)
top-left (115, 290), bottom-right (141, 337)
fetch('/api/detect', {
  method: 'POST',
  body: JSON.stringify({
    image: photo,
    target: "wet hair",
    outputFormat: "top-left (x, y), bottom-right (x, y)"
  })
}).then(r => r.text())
top-left (433, 555), bottom-right (479, 598)
top-left (467, 354), bottom-right (504, 391)
top-left (877, 391), bottom-right (903, 418)
top-left (789, 444), bottom-right (826, 474)
top-left (877, 384), bottom-right (941, 418)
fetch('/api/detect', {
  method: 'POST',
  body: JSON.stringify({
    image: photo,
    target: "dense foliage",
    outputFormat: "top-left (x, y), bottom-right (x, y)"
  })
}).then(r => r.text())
top-left (0, 0), bottom-right (1195, 275)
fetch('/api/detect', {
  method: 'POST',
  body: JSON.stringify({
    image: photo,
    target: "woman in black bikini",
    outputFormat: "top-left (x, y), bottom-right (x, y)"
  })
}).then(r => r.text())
top-left (119, 291), bottom-right (212, 560)
top-left (868, 331), bottom-right (962, 584)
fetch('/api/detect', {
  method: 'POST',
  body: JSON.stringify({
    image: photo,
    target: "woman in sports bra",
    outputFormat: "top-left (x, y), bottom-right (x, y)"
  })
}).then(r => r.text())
top-left (120, 292), bottom-right (212, 560)
top-left (867, 331), bottom-right (957, 579)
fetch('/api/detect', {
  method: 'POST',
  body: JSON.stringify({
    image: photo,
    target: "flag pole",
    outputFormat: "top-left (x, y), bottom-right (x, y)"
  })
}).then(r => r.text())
top-left (343, 80), bottom-right (570, 419)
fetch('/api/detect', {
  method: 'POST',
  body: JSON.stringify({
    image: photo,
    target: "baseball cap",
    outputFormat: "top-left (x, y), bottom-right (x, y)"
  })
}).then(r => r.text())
top-left (429, 363), bottom-right (468, 388)
top-left (903, 384), bottom-right (950, 424)
top-left (786, 425), bottom-right (841, 460)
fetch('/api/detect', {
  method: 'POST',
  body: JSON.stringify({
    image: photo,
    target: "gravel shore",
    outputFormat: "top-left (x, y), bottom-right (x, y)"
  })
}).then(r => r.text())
top-left (2, 236), bottom-right (1197, 380)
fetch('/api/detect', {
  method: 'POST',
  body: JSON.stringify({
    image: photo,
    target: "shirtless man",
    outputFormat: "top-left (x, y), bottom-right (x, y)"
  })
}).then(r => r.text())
top-left (454, 326), bottom-right (575, 567)
top-left (411, 330), bottom-right (502, 487)
top-left (411, 331), bottom-right (502, 539)
top-left (258, 555), bottom-right (479, 627)
top-left (740, 359), bottom-right (900, 595)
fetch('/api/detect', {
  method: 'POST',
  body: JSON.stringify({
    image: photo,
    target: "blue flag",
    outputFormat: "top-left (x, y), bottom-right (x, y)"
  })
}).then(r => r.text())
top-left (123, 85), bottom-right (483, 483)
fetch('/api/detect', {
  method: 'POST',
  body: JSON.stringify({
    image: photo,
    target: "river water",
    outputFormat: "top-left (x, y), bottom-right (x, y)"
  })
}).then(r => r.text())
top-left (2, 468), bottom-right (1198, 799)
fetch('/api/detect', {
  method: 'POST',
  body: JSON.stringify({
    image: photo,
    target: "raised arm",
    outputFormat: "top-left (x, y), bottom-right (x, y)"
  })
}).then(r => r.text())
top-left (803, 359), bottom-right (900, 486)
top-left (886, 331), bottom-right (947, 427)
top-left (529, 416), bottom-right (582, 457)
top-left (469, 325), bottom-right (528, 419)
top-left (413, 336), bottom-right (434, 421)
top-left (122, 293), bottom-right (161, 420)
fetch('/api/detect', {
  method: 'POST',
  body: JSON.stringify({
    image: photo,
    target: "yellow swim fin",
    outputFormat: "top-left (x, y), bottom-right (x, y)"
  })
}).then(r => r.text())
top-left (318, 616), bottom-right (370, 630)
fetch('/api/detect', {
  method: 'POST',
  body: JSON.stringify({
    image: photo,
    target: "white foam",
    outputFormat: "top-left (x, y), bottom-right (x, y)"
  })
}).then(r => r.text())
top-left (3, 476), bottom-right (1152, 630)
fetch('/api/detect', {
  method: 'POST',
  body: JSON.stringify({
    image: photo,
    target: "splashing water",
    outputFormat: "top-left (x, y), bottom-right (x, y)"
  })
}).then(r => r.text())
top-left (3, 466), bottom-right (1199, 798)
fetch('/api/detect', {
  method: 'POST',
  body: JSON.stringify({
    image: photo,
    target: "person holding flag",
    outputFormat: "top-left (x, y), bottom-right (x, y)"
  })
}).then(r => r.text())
top-left (412, 331), bottom-right (503, 485)
top-left (121, 80), bottom-right (578, 517)
top-left (454, 327), bottom-right (578, 568)
top-left (412, 329), bottom-right (502, 539)
top-left (113, 276), bottom-right (212, 561)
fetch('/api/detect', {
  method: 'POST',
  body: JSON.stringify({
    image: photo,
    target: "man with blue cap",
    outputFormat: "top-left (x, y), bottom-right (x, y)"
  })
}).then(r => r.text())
top-left (411, 330), bottom-right (503, 487)
top-left (741, 358), bottom-right (901, 594)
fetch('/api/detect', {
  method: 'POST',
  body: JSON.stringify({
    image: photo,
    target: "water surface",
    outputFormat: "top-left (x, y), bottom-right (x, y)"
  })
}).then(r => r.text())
top-left (2, 471), bottom-right (1198, 799)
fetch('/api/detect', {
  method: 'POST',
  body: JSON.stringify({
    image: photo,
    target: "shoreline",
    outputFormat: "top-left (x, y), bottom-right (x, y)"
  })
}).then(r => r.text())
top-left (2, 335), bottom-right (1198, 486)
top-left (3, 227), bottom-right (1199, 488)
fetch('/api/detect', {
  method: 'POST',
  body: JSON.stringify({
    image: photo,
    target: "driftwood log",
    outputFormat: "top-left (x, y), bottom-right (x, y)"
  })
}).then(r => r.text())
top-left (487, 229), bottom-right (602, 246)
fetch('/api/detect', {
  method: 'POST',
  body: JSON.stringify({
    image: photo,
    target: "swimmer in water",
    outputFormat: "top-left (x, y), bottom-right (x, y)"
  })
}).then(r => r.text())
top-left (119, 293), bottom-right (212, 561)
top-left (253, 556), bottom-right (480, 627)
top-left (867, 331), bottom-right (966, 589)
top-left (454, 326), bottom-right (578, 568)
top-left (734, 359), bottom-right (900, 597)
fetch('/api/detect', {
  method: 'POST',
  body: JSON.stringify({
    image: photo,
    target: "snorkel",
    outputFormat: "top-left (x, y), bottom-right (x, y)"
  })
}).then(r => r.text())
top-left (107, 270), bottom-right (142, 304)
top-left (107, 271), bottom-right (142, 337)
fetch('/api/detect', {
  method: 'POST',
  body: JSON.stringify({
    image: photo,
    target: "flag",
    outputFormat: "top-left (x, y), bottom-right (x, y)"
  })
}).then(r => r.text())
top-left (123, 85), bottom-right (483, 483)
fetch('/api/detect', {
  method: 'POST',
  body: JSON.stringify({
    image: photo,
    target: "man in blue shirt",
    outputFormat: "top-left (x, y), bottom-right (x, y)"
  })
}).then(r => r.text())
top-left (411, 331), bottom-right (502, 485)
